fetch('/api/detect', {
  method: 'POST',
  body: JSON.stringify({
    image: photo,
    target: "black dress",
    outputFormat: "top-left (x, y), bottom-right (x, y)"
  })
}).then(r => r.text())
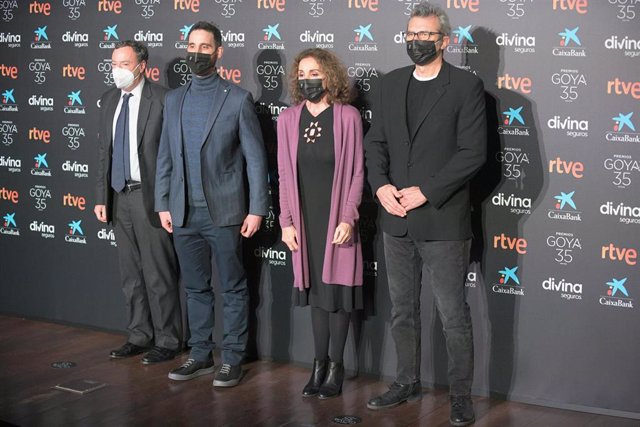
top-left (293, 105), bottom-right (363, 312)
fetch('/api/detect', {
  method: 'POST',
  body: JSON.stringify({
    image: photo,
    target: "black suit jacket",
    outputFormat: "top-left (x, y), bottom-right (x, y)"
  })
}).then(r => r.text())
top-left (365, 62), bottom-right (487, 240)
top-left (96, 79), bottom-right (168, 228)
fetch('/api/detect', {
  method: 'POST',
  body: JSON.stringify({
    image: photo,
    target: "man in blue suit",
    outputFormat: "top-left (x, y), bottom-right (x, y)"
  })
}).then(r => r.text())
top-left (155, 21), bottom-right (269, 387)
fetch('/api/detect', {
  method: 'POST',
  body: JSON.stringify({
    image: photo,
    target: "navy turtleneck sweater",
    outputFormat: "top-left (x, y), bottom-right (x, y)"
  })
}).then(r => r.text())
top-left (182, 72), bottom-right (219, 207)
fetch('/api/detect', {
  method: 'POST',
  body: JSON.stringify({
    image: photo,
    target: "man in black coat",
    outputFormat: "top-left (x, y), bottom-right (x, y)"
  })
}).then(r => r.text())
top-left (364, 3), bottom-right (486, 425)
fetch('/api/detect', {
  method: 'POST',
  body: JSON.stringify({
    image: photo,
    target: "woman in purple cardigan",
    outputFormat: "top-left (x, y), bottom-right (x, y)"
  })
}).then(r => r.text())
top-left (277, 48), bottom-right (364, 399)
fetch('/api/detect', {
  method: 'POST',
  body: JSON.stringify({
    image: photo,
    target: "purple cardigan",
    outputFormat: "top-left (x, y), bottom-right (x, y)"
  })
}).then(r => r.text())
top-left (277, 102), bottom-right (364, 290)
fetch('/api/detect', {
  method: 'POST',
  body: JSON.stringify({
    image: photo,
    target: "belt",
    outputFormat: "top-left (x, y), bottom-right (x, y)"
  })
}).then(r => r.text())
top-left (124, 181), bottom-right (142, 192)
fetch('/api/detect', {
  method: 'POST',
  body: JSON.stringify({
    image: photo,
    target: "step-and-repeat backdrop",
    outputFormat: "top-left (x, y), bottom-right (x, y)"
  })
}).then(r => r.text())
top-left (0, 0), bottom-right (638, 418)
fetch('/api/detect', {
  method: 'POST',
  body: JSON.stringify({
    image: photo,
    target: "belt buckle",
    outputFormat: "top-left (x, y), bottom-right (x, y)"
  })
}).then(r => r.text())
top-left (125, 181), bottom-right (141, 192)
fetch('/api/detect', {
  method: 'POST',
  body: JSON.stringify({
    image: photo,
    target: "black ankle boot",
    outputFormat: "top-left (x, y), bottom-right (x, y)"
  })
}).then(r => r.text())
top-left (318, 360), bottom-right (344, 399)
top-left (302, 359), bottom-right (327, 397)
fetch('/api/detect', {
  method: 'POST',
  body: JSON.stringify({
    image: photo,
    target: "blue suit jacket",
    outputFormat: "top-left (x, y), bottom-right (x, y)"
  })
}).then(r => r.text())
top-left (154, 76), bottom-right (269, 227)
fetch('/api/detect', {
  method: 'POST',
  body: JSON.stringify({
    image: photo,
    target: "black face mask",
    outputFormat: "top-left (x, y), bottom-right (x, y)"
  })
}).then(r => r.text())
top-left (406, 40), bottom-right (440, 66)
top-left (186, 52), bottom-right (216, 76)
top-left (298, 78), bottom-right (325, 103)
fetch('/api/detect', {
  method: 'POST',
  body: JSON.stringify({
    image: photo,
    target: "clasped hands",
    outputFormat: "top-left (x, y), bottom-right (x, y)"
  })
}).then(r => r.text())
top-left (282, 222), bottom-right (352, 252)
top-left (376, 184), bottom-right (427, 217)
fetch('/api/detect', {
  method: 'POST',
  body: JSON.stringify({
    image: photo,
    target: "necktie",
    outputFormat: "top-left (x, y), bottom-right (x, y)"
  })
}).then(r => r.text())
top-left (111, 93), bottom-right (133, 192)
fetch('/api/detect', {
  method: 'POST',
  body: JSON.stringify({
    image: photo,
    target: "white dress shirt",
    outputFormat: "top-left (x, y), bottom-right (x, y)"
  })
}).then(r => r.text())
top-left (112, 78), bottom-right (144, 183)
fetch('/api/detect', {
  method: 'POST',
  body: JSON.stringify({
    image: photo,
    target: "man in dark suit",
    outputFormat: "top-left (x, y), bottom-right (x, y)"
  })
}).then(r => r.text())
top-left (155, 22), bottom-right (268, 387)
top-left (364, 3), bottom-right (486, 425)
top-left (95, 41), bottom-right (182, 364)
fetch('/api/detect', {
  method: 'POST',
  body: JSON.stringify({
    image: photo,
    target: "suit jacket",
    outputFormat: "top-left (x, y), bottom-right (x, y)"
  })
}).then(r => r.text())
top-left (277, 103), bottom-right (364, 289)
top-left (364, 62), bottom-right (487, 240)
top-left (154, 76), bottom-right (269, 227)
top-left (95, 79), bottom-right (168, 228)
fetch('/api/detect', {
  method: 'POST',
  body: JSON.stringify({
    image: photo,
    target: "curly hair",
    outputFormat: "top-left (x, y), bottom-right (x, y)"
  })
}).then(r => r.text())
top-left (289, 48), bottom-right (353, 105)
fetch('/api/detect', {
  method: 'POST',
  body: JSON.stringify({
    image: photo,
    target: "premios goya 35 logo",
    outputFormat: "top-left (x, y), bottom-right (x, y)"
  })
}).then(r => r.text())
top-left (0, 120), bottom-right (17, 146)
top-left (604, 153), bottom-right (639, 189)
top-left (547, 231), bottom-right (582, 265)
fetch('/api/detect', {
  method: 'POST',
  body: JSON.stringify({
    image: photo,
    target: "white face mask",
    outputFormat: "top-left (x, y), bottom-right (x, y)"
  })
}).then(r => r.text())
top-left (112, 63), bottom-right (140, 89)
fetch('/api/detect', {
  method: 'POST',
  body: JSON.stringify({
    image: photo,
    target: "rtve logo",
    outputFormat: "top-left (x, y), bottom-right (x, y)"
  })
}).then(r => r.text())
top-left (548, 156), bottom-right (584, 178)
top-left (257, 0), bottom-right (285, 12)
top-left (0, 64), bottom-right (18, 79)
top-left (552, 0), bottom-right (587, 14)
top-left (0, 187), bottom-right (18, 203)
top-left (174, 0), bottom-right (200, 12)
top-left (496, 73), bottom-right (532, 94)
top-left (98, 0), bottom-right (122, 13)
top-left (29, 127), bottom-right (51, 144)
top-left (145, 66), bottom-right (161, 82)
top-left (217, 66), bottom-right (241, 84)
top-left (63, 192), bottom-right (86, 210)
top-left (447, 0), bottom-right (479, 12)
top-left (601, 243), bottom-right (637, 266)
top-left (62, 64), bottom-right (86, 80)
top-left (29, 1), bottom-right (51, 15)
top-left (607, 78), bottom-right (640, 100)
top-left (493, 233), bottom-right (527, 254)
top-left (348, 0), bottom-right (379, 12)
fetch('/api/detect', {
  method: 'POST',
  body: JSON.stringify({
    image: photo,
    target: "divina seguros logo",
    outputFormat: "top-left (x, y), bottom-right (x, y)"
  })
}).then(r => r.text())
top-left (0, 155), bottom-right (21, 173)
top-left (542, 277), bottom-right (582, 301)
top-left (30, 220), bottom-right (55, 239)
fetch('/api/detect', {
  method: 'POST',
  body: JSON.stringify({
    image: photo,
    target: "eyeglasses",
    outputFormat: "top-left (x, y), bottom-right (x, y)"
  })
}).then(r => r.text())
top-left (402, 31), bottom-right (443, 42)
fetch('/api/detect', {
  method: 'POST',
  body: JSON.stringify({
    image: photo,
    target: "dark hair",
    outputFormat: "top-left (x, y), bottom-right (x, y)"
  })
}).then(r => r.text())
top-left (289, 48), bottom-right (353, 105)
top-left (410, 1), bottom-right (451, 35)
top-left (187, 21), bottom-right (222, 48)
top-left (114, 40), bottom-right (149, 63)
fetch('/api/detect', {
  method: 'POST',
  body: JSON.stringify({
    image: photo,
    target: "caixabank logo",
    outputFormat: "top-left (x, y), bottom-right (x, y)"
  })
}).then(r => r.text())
top-left (135, 0), bottom-right (159, 19)
top-left (1, 120), bottom-right (17, 146)
top-left (1, 88), bottom-right (17, 112)
top-left (348, 63), bottom-right (378, 93)
top-left (551, 68), bottom-right (587, 103)
top-left (547, 114), bottom-right (589, 138)
top-left (29, 1), bottom-right (51, 15)
top-left (304, 0), bottom-right (332, 17)
top-left (498, 106), bottom-right (530, 136)
top-left (600, 201), bottom-right (640, 225)
top-left (547, 231), bottom-right (581, 265)
top-left (62, 31), bottom-right (89, 48)
top-left (174, 0), bottom-right (200, 12)
top-left (64, 90), bottom-right (85, 115)
top-left (97, 227), bottom-right (117, 247)
top-left (1, 212), bottom-right (19, 236)
top-left (29, 58), bottom-right (51, 85)
top-left (62, 123), bottom-right (84, 150)
top-left (174, 24), bottom-right (192, 49)
top-left (61, 160), bottom-right (89, 178)
top-left (542, 276), bottom-right (582, 301)
top-left (600, 277), bottom-right (633, 309)
top-left (134, 30), bottom-right (163, 48)
top-left (30, 220), bottom-right (55, 239)
top-left (491, 192), bottom-right (532, 215)
top-left (491, 266), bottom-right (524, 296)
top-left (548, 190), bottom-right (582, 222)
top-left (222, 30), bottom-right (245, 48)
top-left (64, 0), bottom-right (86, 21)
top-left (99, 24), bottom-right (119, 49)
top-left (607, 77), bottom-right (640, 100)
top-left (300, 30), bottom-right (334, 49)
top-left (259, 23), bottom-right (284, 50)
top-left (349, 24), bottom-right (377, 52)
top-left (214, 0), bottom-right (244, 19)
top-left (499, 0), bottom-right (533, 19)
top-left (254, 245), bottom-right (287, 266)
top-left (607, 112), bottom-right (639, 143)
top-left (604, 34), bottom-right (640, 58)
top-left (31, 25), bottom-right (51, 49)
top-left (495, 32), bottom-right (535, 54)
top-left (601, 242), bottom-right (637, 266)
top-left (30, 184), bottom-right (51, 211)
top-left (65, 219), bottom-right (86, 244)
top-left (0, 32), bottom-right (21, 48)
top-left (552, 26), bottom-right (586, 57)
top-left (608, 0), bottom-right (638, 22)
top-left (1, 0), bottom-right (18, 22)
top-left (496, 147), bottom-right (530, 187)
top-left (0, 63), bottom-right (18, 79)
top-left (31, 153), bottom-right (51, 177)
top-left (446, 25), bottom-right (478, 55)
top-left (0, 186), bottom-right (18, 204)
top-left (604, 154), bottom-right (639, 189)
top-left (552, 0), bottom-right (588, 14)
top-left (0, 155), bottom-right (21, 173)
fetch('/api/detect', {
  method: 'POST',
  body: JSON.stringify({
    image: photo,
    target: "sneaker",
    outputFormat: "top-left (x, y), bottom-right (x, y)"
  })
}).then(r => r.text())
top-left (213, 363), bottom-right (243, 387)
top-left (168, 358), bottom-right (215, 381)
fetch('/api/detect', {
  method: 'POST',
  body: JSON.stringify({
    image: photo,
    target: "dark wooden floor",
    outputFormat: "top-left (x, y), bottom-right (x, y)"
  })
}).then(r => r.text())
top-left (0, 316), bottom-right (637, 427)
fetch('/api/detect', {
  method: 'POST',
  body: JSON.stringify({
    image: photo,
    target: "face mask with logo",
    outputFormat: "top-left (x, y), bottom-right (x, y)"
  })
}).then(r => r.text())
top-left (298, 78), bottom-right (325, 103)
top-left (406, 40), bottom-right (440, 66)
top-left (112, 63), bottom-right (140, 89)
top-left (186, 52), bottom-right (216, 76)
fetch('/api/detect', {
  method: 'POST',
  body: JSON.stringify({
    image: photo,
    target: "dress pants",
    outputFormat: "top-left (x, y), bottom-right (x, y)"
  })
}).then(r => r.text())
top-left (383, 233), bottom-right (473, 396)
top-left (114, 188), bottom-right (182, 350)
top-left (172, 206), bottom-right (248, 365)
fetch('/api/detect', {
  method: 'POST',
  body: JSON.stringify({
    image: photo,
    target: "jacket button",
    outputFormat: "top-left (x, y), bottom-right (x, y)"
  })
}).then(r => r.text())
top-left (407, 162), bottom-right (413, 167)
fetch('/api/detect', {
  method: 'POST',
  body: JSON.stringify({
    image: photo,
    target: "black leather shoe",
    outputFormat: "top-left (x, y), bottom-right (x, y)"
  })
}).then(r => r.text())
top-left (367, 381), bottom-right (422, 410)
top-left (318, 360), bottom-right (344, 399)
top-left (110, 342), bottom-right (148, 359)
top-left (450, 395), bottom-right (475, 426)
top-left (302, 359), bottom-right (327, 397)
top-left (141, 346), bottom-right (178, 364)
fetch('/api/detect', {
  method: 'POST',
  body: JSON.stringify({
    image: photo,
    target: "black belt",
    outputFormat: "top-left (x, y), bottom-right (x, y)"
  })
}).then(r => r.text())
top-left (124, 181), bottom-right (142, 192)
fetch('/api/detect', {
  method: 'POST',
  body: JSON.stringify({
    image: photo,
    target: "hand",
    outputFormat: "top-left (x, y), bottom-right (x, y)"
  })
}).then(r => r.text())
top-left (94, 205), bottom-right (107, 223)
top-left (241, 214), bottom-right (262, 238)
top-left (281, 225), bottom-right (299, 251)
top-left (159, 211), bottom-right (173, 233)
top-left (332, 222), bottom-right (352, 245)
top-left (398, 186), bottom-right (428, 212)
top-left (376, 184), bottom-right (406, 217)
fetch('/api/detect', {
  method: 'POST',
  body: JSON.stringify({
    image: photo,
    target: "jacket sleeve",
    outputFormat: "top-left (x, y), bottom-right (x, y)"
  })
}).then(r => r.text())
top-left (363, 82), bottom-right (391, 196)
top-left (95, 92), bottom-right (109, 205)
top-left (341, 109), bottom-right (365, 227)
top-left (276, 110), bottom-right (293, 228)
top-left (154, 93), bottom-right (173, 212)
